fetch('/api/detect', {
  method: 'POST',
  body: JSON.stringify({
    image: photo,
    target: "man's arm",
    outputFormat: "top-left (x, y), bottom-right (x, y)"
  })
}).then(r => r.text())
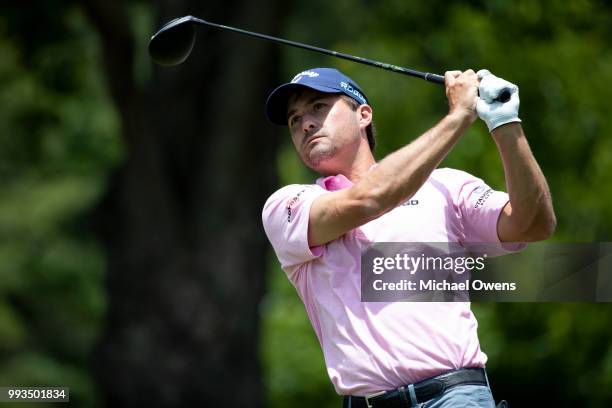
top-left (475, 70), bottom-right (556, 242)
top-left (493, 123), bottom-right (556, 242)
top-left (308, 70), bottom-right (478, 246)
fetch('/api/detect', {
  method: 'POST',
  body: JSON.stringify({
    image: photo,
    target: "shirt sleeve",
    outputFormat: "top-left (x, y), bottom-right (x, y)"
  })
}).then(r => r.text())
top-left (438, 168), bottom-right (525, 253)
top-left (262, 184), bottom-right (327, 270)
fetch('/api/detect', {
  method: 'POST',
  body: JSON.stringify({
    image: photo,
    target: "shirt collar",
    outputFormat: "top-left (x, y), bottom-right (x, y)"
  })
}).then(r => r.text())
top-left (315, 164), bottom-right (377, 191)
top-left (315, 173), bottom-right (353, 191)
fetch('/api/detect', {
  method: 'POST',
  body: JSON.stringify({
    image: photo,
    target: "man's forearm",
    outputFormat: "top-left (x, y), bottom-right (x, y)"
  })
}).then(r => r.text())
top-left (352, 111), bottom-right (472, 216)
top-left (492, 123), bottom-right (556, 240)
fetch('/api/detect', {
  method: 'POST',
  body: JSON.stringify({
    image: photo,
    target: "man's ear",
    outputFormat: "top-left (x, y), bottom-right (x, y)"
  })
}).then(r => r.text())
top-left (358, 104), bottom-right (373, 129)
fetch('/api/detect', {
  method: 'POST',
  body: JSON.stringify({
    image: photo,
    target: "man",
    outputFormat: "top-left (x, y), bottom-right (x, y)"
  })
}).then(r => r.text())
top-left (262, 67), bottom-right (555, 407)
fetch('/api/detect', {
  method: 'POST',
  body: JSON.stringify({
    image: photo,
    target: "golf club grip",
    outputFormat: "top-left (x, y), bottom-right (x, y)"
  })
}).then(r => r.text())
top-left (424, 73), bottom-right (445, 84)
top-left (427, 73), bottom-right (511, 103)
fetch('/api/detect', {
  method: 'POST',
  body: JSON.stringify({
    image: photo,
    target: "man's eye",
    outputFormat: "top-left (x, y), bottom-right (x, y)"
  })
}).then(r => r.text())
top-left (290, 116), bottom-right (301, 126)
top-left (314, 103), bottom-right (326, 111)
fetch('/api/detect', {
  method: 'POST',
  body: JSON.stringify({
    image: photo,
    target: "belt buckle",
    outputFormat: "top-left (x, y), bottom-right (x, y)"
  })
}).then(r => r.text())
top-left (364, 391), bottom-right (386, 408)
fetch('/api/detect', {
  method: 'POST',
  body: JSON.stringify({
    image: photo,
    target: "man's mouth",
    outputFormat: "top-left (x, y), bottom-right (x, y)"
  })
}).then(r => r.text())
top-left (304, 134), bottom-right (324, 147)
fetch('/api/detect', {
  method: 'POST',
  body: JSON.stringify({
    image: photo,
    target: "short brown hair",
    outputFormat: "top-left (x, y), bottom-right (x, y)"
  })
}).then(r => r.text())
top-left (339, 95), bottom-right (376, 152)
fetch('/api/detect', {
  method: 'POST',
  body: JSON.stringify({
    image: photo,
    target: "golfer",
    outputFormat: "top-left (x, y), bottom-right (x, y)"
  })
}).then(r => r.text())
top-left (262, 67), bottom-right (555, 407)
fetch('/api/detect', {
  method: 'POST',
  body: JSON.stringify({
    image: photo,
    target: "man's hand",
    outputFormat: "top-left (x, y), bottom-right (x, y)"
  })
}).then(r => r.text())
top-left (476, 69), bottom-right (521, 132)
top-left (445, 70), bottom-right (479, 123)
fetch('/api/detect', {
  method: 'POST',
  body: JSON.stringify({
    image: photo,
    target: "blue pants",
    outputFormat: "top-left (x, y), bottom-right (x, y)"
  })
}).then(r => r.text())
top-left (417, 384), bottom-right (496, 407)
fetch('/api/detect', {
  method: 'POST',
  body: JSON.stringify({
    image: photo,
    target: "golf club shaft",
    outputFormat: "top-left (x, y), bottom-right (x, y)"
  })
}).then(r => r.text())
top-left (190, 17), bottom-right (444, 84)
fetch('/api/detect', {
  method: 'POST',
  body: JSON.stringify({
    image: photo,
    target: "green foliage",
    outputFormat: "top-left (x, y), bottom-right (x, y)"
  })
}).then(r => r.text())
top-left (261, 0), bottom-right (612, 406)
top-left (0, 4), bottom-right (122, 405)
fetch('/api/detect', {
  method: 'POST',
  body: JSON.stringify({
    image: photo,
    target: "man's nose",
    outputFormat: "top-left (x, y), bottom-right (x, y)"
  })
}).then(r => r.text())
top-left (302, 116), bottom-right (317, 133)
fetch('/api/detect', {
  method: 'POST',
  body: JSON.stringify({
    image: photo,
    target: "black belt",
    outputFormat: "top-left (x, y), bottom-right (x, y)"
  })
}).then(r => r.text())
top-left (343, 368), bottom-right (488, 408)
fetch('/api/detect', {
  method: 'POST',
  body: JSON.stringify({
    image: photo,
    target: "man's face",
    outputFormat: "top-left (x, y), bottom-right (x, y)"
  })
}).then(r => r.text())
top-left (286, 89), bottom-right (362, 173)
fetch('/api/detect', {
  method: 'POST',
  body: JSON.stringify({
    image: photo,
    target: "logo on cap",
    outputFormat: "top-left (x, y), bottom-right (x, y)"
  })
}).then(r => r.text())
top-left (291, 70), bottom-right (320, 83)
top-left (340, 81), bottom-right (366, 104)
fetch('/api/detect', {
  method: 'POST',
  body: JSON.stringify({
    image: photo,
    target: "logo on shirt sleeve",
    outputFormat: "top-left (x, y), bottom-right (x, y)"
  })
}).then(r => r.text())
top-left (473, 185), bottom-right (487, 195)
top-left (285, 189), bottom-right (306, 223)
top-left (472, 185), bottom-right (493, 209)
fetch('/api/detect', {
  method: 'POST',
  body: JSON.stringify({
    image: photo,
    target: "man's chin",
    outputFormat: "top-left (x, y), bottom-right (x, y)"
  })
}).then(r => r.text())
top-left (304, 152), bottom-right (340, 175)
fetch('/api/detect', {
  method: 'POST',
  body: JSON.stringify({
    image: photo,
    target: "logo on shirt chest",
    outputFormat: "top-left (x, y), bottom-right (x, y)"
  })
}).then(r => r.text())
top-left (400, 199), bottom-right (420, 207)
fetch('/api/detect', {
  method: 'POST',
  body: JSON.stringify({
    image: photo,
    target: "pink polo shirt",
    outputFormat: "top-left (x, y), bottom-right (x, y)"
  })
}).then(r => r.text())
top-left (262, 167), bottom-right (520, 396)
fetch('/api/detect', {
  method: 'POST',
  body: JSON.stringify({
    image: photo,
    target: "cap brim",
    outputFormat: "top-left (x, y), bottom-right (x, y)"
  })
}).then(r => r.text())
top-left (265, 83), bottom-right (344, 126)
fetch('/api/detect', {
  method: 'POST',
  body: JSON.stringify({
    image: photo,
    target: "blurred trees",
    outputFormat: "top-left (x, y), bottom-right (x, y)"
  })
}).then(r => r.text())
top-left (0, 2), bottom-right (117, 405)
top-left (82, 0), bottom-right (285, 406)
top-left (2, 0), bottom-right (285, 406)
top-left (1, 0), bottom-right (612, 407)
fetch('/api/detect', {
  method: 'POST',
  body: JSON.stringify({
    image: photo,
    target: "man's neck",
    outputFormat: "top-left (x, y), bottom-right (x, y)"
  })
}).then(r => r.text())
top-left (319, 145), bottom-right (376, 183)
top-left (343, 155), bottom-right (376, 183)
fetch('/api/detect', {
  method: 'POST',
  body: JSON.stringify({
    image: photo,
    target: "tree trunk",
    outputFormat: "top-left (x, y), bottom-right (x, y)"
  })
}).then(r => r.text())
top-left (84, 0), bottom-right (286, 405)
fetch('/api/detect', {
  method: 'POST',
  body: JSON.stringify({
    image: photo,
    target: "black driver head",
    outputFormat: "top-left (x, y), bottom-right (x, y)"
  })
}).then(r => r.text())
top-left (148, 16), bottom-right (198, 66)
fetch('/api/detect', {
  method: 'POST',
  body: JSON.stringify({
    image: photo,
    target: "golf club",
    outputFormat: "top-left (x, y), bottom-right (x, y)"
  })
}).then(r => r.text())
top-left (148, 15), bottom-right (510, 103)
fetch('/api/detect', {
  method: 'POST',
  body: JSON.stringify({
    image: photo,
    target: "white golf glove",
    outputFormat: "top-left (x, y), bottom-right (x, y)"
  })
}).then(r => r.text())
top-left (476, 69), bottom-right (521, 132)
